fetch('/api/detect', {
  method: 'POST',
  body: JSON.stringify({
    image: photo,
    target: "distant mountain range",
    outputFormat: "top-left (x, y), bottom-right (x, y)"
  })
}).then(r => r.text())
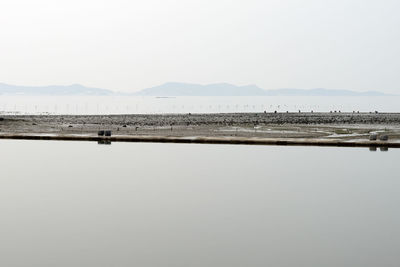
top-left (0, 82), bottom-right (389, 96)
top-left (136, 82), bottom-right (388, 96)
top-left (0, 83), bottom-right (114, 96)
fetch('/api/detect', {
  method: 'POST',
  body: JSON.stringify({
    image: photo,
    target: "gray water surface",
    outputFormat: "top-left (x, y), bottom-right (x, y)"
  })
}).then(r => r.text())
top-left (0, 140), bottom-right (399, 267)
top-left (1, 95), bottom-right (400, 115)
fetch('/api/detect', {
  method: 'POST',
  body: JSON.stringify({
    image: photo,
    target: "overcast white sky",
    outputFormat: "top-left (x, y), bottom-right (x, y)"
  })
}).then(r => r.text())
top-left (0, 0), bottom-right (399, 93)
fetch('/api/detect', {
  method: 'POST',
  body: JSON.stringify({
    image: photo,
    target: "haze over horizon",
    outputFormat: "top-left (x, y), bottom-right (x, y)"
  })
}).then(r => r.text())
top-left (0, 81), bottom-right (390, 96)
top-left (1, 0), bottom-right (399, 94)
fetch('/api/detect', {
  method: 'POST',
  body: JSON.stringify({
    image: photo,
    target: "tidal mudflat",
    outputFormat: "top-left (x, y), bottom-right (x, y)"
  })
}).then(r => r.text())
top-left (1, 113), bottom-right (400, 143)
top-left (0, 140), bottom-right (399, 266)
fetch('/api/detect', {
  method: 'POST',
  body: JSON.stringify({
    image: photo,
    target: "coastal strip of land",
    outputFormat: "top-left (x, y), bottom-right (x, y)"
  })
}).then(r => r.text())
top-left (0, 113), bottom-right (400, 147)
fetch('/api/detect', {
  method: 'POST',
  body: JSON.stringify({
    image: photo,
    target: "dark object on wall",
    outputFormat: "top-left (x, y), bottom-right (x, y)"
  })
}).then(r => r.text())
top-left (369, 134), bottom-right (377, 141)
top-left (379, 135), bottom-right (389, 141)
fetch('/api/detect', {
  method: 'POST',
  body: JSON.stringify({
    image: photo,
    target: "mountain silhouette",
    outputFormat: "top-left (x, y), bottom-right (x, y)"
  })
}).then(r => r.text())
top-left (0, 82), bottom-right (388, 96)
top-left (135, 82), bottom-right (386, 96)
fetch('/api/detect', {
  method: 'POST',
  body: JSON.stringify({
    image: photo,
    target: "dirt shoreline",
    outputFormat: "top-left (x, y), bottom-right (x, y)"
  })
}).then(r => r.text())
top-left (1, 113), bottom-right (400, 144)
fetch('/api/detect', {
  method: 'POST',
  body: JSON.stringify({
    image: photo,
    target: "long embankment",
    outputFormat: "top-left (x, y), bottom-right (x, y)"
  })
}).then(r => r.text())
top-left (0, 113), bottom-right (400, 147)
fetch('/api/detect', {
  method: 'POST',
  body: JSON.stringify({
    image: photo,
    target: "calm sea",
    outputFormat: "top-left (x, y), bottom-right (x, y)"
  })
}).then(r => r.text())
top-left (0, 140), bottom-right (398, 266)
top-left (0, 96), bottom-right (399, 115)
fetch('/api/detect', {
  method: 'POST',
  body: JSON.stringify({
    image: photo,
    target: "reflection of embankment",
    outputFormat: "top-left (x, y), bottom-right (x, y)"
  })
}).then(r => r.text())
top-left (0, 134), bottom-right (399, 148)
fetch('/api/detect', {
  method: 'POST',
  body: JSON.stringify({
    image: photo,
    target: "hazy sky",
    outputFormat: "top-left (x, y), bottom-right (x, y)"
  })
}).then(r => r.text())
top-left (0, 0), bottom-right (399, 93)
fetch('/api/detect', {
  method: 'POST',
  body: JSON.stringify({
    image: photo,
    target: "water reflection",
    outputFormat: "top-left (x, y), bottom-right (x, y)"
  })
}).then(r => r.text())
top-left (98, 139), bottom-right (112, 145)
top-left (380, 146), bottom-right (389, 152)
top-left (0, 140), bottom-right (399, 267)
top-left (369, 146), bottom-right (389, 152)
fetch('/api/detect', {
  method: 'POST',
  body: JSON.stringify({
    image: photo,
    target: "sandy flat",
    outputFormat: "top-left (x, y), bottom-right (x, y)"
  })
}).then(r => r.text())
top-left (0, 113), bottom-right (399, 143)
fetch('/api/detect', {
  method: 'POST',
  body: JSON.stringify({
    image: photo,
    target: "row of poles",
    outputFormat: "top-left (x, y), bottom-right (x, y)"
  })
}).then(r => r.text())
top-left (1, 103), bottom-right (347, 115)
